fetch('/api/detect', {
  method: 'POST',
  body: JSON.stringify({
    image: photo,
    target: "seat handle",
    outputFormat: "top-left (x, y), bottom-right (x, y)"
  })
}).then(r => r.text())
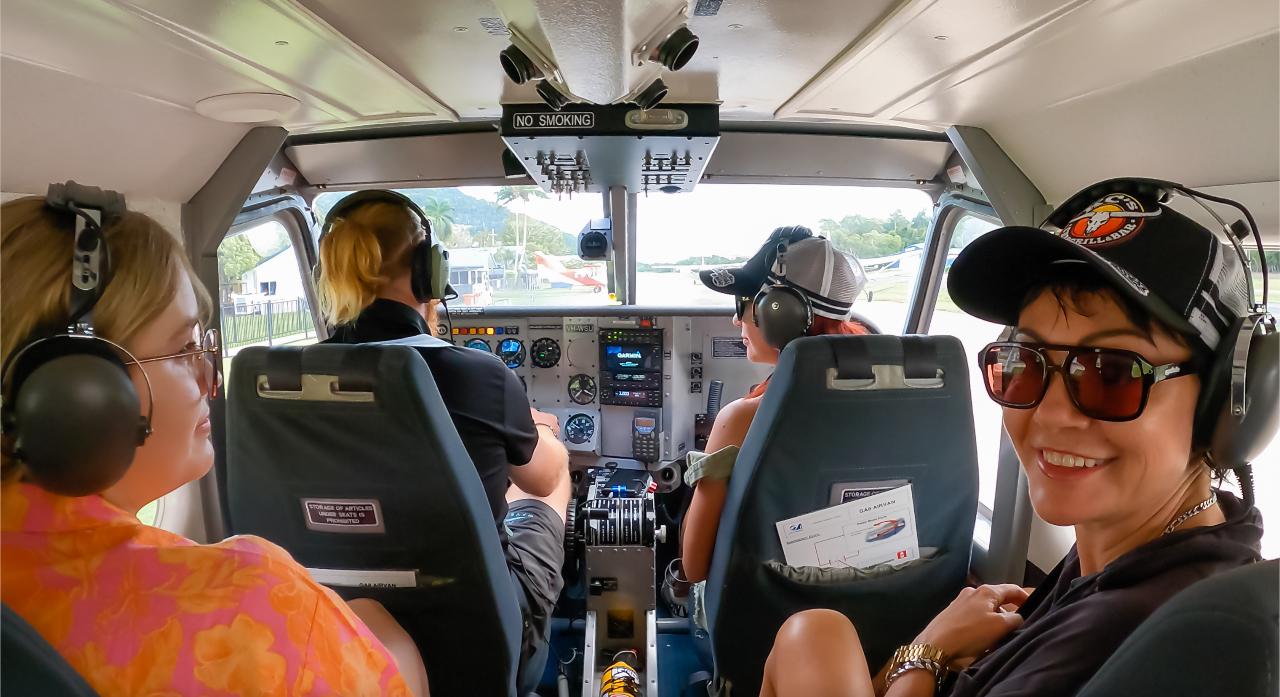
top-left (256, 374), bottom-right (375, 402)
top-left (825, 365), bottom-right (944, 391)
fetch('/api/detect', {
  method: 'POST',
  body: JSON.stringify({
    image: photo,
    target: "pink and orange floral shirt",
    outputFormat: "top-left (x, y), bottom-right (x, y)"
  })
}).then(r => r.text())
top-left (1, 483), bottom-right (411, 696)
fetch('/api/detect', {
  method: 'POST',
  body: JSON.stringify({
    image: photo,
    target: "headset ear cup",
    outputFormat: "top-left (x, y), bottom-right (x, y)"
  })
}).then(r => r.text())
top-left (410, 241), bottom-right (450, 302)
top-left (1193, 317), bottom-right (1241, 451)
top-left (7, 338), bottom-right (144, 496)
top-left (755, 286), bottom-right (812, 350)
top-left (410, 240), bottom-right (433, 302)
top-left (1207, 324), bottom-right (1280, 468)
top-left (432, 243), bottom-right (450, 299)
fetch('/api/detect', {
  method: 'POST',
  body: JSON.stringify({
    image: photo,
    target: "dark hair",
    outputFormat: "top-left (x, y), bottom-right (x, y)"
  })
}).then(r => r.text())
top-left (1018, 263), bottom-right (1198, 353)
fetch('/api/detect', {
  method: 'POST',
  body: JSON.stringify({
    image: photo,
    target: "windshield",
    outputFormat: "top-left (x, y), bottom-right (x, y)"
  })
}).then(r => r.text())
top-left (313, 186), bottom-right (611, 307)
top-left (634, 184), bottom-right (934, 331)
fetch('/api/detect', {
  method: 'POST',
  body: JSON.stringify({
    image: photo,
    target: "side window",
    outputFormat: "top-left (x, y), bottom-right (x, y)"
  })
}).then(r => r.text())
top-left (927, 212), bottom-right (1005, 518)
top-left (217, 219), bottom-right (319, 380)
top-left (136, 498), bottom-right (163, 526)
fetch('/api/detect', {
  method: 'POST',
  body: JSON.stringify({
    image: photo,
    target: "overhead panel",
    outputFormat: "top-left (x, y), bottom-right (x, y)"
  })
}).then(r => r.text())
top-left (500, 103), bottom-right (719, 195)
top-left (285, 132), bottom-right (513, 188)
top-left (705, 132), bottom-right (951, 188)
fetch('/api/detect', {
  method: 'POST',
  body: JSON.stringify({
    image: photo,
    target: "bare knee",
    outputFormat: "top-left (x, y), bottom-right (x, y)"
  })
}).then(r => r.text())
top-left (776, 609), bottom-right (858, 648)
top-left (764, 609), bottom-right (871, 697)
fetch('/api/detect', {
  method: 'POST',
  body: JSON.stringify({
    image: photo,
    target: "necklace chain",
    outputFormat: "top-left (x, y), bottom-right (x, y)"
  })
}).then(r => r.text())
top-left (1163, 491), bottom-right (1218, 535)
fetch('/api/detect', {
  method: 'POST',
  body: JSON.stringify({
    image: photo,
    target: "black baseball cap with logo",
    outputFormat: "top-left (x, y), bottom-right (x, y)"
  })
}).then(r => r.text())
top-left (947, 178), bottom-right (1250, 354)
top-left (699, 226), bottom-right (867, 320)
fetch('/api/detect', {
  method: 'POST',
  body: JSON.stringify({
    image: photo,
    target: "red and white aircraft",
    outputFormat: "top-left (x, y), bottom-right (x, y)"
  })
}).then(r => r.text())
top-left (534, 252), bottom-right (607, 291)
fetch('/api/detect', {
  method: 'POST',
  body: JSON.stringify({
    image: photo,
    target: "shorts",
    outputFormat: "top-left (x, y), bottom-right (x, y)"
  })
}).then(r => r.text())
top-left (503, 499), bottom-right (566, 659)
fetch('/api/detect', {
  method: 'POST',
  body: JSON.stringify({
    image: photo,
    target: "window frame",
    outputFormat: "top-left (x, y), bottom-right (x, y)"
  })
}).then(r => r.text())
top-left (910, 195), bottom-right (1034, 584)
top-left (206, 197), bottom-right (321, 534)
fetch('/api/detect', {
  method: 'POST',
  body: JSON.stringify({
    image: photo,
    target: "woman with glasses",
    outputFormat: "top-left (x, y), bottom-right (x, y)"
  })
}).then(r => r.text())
top-left (0, 196), bottom-right (427, 696)
top-left (755, 184), bottom-right (1263, 697)
top-left (681, 226), bottom-right (871, 592)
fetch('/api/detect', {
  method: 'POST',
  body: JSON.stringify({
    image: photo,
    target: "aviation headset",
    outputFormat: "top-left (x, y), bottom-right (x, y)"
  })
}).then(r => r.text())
top-left (0, 182), bottom-right (154, 496)
top-left (753, 227), bottom-right (816, 350)
top-left (1043, 177), bottom-right (1278, 474)
top-left (320, 189), bottom-right (454, 302)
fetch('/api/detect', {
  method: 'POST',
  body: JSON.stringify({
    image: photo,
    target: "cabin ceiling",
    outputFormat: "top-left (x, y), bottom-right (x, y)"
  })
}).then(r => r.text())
top-left (1, 0), bottom-right (1276, 205)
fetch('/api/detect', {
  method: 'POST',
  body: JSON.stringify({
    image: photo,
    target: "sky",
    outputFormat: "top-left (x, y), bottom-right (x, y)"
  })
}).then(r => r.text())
top-left (459, 184), bottom-right (933, 263)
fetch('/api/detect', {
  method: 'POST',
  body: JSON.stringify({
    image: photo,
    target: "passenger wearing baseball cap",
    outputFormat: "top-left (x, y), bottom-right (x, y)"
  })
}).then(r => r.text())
top-left (680, 227), bottom-right (873, 593)
top-left (755, 180), bottom-right (1266, 697)
top-left (699, 224), bottom-right (869, 323)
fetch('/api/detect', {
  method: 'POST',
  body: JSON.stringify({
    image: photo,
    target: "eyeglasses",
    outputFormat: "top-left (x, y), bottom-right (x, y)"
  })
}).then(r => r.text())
top-left (978, 341), bottom-right (1197, 422)
top-left (126, 328), bottom-right (222, 400)
top-left (734, 295), bottom-right (752, 320)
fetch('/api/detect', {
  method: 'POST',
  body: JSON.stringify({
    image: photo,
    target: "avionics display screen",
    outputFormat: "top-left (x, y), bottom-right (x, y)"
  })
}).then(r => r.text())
top-left (604, 344), bottom-right (660, 372)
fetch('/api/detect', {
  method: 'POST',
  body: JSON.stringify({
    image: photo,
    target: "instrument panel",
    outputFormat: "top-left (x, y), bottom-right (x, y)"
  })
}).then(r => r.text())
top-left (447, 309), bottom-right (769, 470)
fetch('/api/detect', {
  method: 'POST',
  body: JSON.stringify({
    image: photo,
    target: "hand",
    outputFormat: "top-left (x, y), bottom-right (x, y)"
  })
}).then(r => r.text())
top-left (530, 408), bottom-right (561, 438)
top-left (913, 584), bottom-right (1030, 665)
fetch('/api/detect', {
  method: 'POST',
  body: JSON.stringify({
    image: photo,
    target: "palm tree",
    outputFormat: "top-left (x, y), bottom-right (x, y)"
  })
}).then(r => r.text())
top-left (495, 186), bottom-right (548, 272)
top-left (421, 197), bottom-right (455, 243)
top-left (495, 185), bottom-right (548, 207)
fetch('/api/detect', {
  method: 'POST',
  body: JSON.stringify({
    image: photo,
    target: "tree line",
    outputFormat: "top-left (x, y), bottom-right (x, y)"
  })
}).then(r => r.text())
top-left (818, 210), bottom-right (932, 259)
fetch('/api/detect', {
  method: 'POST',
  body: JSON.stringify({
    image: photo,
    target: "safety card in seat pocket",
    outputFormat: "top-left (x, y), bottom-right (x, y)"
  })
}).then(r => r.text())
top-left (775, 484), bottom-right (920, 569)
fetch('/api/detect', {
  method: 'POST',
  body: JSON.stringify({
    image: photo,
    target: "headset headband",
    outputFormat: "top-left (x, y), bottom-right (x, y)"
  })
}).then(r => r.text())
top-left (320, 189), bottom-right (433, 241)
top-left (1044, 177), bottom-right (1268, 312)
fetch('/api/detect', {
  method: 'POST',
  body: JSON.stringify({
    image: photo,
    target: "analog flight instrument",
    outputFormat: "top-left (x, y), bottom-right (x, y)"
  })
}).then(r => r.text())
top-left (568, 373), bottom-right (597, 405)
top-left (531, 337), bottom-right (561, 368)
top-left (564, 413), bottom-right (596, 445)
top-left (497, 338), bottom-right (526, 369)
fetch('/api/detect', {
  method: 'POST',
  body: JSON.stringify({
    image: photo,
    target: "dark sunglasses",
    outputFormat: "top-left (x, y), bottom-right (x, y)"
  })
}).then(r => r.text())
top-left (978, 341), bottom-right (1197, 422)
top-left (126, 328), bottom-right (222, 400)
top-left (734, 294), bottom-right (752, 319)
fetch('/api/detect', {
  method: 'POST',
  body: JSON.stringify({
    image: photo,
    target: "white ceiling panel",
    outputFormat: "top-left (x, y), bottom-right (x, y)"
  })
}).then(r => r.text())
top-left (0, 57), bottom-right (248, 202)
top-left (0, 0), bottom-right (457, 134)
top-left (990, 33), bottom-right (1280, 201)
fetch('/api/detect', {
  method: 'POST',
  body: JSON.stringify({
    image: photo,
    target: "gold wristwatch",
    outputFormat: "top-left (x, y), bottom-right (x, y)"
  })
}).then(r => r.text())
top-left (885, 643), bottom-right (948, 690)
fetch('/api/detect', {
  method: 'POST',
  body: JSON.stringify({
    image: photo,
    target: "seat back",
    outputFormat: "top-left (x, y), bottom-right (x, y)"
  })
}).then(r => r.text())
top-left (705, 334), bottom-right (978, 694)
top-left (2, 604), bottom-right (98, 696)
top-left (225, 340), bottom-right (522, 697)
top-left (1077, 559), bottom-right (1279, 697)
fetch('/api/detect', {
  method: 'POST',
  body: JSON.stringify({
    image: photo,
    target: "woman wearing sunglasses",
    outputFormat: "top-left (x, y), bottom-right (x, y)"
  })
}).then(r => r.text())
top-left (756, 183), bottom-right (1264, 697)
top-left (1, 197), bottom-right (426, 695)
top-left (679, 227), bottom-right (871, 624)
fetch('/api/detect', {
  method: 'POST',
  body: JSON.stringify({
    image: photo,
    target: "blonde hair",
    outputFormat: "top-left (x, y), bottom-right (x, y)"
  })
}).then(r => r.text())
top-left (316, 200), bottom-right (425, 326)
top-left (1, 196), bottom-right (210, 483)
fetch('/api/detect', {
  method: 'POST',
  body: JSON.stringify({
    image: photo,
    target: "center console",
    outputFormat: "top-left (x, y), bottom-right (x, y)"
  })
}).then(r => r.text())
top-left (599, 328), bottom-right (664, 408)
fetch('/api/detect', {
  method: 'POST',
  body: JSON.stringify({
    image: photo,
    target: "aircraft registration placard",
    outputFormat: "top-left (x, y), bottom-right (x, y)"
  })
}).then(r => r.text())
top-left (775, 484), bottom-right (920, 569)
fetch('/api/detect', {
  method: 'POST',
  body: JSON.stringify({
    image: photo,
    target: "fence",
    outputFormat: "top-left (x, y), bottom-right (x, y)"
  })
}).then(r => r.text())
top-left (221, 297), bottom-right (316, 350)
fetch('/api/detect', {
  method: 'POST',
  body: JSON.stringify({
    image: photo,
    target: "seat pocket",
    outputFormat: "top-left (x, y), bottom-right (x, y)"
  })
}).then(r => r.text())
top-left (761, 547), bottom-right (943, 591)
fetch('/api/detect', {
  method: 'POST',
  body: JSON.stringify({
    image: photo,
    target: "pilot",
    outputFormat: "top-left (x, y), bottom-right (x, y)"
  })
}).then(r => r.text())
top-left (757, 181), bottom-right (1264, 697)
top-left (315, 190), bottom-right (572, 667)
top-left (1, 195), bottom-right (427, 695)
top-left (680, 226), bottom-right (870, 609)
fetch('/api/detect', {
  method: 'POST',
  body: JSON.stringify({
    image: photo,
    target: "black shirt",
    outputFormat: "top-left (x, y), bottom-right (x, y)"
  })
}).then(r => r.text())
top-left (947, 490), bottom-right (1262, 697)
top-left (324, 300), bottom-right (539, 539)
